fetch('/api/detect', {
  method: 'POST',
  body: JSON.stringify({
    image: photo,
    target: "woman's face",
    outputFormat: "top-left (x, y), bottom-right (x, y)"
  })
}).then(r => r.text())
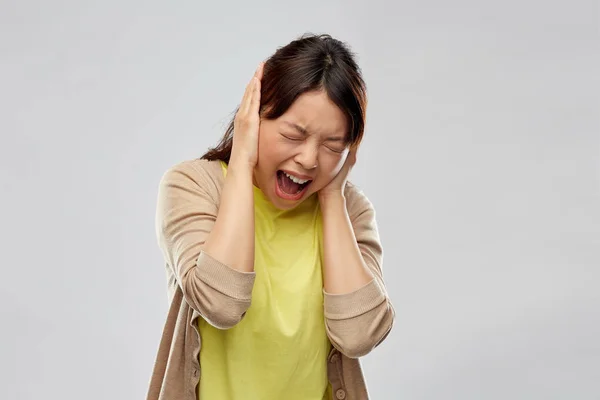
top-left (254, 90), bottom-right (349, 210)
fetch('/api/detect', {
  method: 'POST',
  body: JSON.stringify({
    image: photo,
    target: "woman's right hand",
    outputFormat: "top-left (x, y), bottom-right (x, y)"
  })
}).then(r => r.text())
top-left (229, 63), bottom-right (264, 170)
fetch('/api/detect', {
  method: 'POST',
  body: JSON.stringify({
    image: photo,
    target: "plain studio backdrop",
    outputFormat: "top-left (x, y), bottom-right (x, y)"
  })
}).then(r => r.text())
top-left (1, 1), bottom-right (598, 399)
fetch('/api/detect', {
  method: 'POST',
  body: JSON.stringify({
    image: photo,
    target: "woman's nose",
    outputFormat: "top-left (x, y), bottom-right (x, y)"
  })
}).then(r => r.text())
top-left (294, 143), bottom-right (318, 170)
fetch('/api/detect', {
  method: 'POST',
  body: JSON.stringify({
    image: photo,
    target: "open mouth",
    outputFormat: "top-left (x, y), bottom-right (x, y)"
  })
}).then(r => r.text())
top-left (275, 170), bottom-right (312, 200)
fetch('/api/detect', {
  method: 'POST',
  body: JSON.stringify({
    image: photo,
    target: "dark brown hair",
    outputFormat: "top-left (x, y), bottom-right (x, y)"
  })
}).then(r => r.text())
top-left (201, 33), bottom-right (367, 163)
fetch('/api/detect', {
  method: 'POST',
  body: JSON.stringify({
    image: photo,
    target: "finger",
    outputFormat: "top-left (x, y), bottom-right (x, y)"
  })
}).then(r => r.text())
top-left (240, 62), bottom-right (264, 114)
top-left (239, 76), bottom-right (256, 116)
top-left (345, 147), bottom-right (357, 168)
top-left (238, 82), bottom-right (252, 114)
top-left (249, 77), bottom-right (261, 116)
top-left (255, 61), bottom-right (265, 81)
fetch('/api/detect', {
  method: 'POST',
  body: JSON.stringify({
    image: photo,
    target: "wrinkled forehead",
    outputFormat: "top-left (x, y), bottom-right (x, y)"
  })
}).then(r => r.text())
top-left (279, 91), bottom-right (348, 139)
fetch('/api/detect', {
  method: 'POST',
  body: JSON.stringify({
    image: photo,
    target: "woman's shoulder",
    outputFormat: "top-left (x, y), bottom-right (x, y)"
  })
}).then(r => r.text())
top-left (343, 181), bottom-right (376, 218)
top-left (159, 158), bottom-right (226, 196)
top-left (170, 157), bottom-right (224, 177)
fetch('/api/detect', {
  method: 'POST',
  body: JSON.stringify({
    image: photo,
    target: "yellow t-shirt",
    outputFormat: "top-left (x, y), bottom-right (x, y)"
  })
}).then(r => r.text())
top-left (197, 162), bottom-right (332, 400)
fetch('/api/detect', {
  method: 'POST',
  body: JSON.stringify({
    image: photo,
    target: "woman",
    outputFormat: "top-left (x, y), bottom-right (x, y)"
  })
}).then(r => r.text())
top-left (147, 34), bottom-right (395, 400)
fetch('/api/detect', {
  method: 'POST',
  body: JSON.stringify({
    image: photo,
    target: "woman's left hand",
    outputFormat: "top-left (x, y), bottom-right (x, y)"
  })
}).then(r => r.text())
top-left (318, 147), bottom-right (358, 202)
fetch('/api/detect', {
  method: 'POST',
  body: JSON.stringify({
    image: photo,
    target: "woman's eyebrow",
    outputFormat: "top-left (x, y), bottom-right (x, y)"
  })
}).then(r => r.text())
top-left (282, 121), bottom-right (308, 135)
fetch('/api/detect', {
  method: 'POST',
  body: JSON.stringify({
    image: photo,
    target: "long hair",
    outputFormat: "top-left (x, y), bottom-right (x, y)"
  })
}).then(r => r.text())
top-left (201, 33), bottom-right (367, 163)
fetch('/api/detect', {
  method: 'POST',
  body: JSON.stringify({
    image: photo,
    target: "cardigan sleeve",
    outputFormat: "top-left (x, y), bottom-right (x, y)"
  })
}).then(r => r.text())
top-left (155, 160), bottom-right (256, 329)
top-left (323, 183), bottom-right (395, 358)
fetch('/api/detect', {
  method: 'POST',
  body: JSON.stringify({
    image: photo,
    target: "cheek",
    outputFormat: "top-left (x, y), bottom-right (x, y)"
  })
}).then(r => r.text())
top-left (327, 151), bottom-right (347, 172)
top-left (256, 136), bottom-right (290, 185)
top-left (312, 153), bottom-right (345, 190)
top-left (257, 126), bottom-right (278, 161)
top-left (259, 141), bottom-right (284, 167)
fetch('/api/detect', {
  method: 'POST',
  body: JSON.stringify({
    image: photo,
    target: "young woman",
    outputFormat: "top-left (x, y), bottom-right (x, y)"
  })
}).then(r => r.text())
top-left (147, 34), bottom-right (395, 400)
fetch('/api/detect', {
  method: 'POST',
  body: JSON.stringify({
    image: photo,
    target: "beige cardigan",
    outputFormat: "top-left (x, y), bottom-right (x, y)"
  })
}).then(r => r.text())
top-left (146, 158), bottom-right (395, 400)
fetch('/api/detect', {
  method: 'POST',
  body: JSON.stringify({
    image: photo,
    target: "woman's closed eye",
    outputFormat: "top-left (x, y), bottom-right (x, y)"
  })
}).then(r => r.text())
top-left (324, 139), bottom-right (347, 153)
top-left (325, 145), bottom-right (346, 153)
top-left (280, 133), bottom-right (303, 141)
top-left (281, 132), bottom-right (346, 153)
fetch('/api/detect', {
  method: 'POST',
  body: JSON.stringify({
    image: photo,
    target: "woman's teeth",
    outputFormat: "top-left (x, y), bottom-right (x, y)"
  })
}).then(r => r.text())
top-left (284, 172), bottom-right (309, 185)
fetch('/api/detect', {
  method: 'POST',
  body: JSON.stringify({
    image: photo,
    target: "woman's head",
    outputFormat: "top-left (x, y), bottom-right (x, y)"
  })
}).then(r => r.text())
top-left (202, 33), bottom-right (367, 209)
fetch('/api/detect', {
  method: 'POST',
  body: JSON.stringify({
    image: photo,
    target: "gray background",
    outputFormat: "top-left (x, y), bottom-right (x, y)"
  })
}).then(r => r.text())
top-left (1, 1), bottom-right (598, 399)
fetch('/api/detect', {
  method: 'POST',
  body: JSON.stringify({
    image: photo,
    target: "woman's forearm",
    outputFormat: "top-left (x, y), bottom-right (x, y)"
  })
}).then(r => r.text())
top-left (203, 163), bottom-right (255, 273)
top-left (320, 194), bottom-right (374, 293)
